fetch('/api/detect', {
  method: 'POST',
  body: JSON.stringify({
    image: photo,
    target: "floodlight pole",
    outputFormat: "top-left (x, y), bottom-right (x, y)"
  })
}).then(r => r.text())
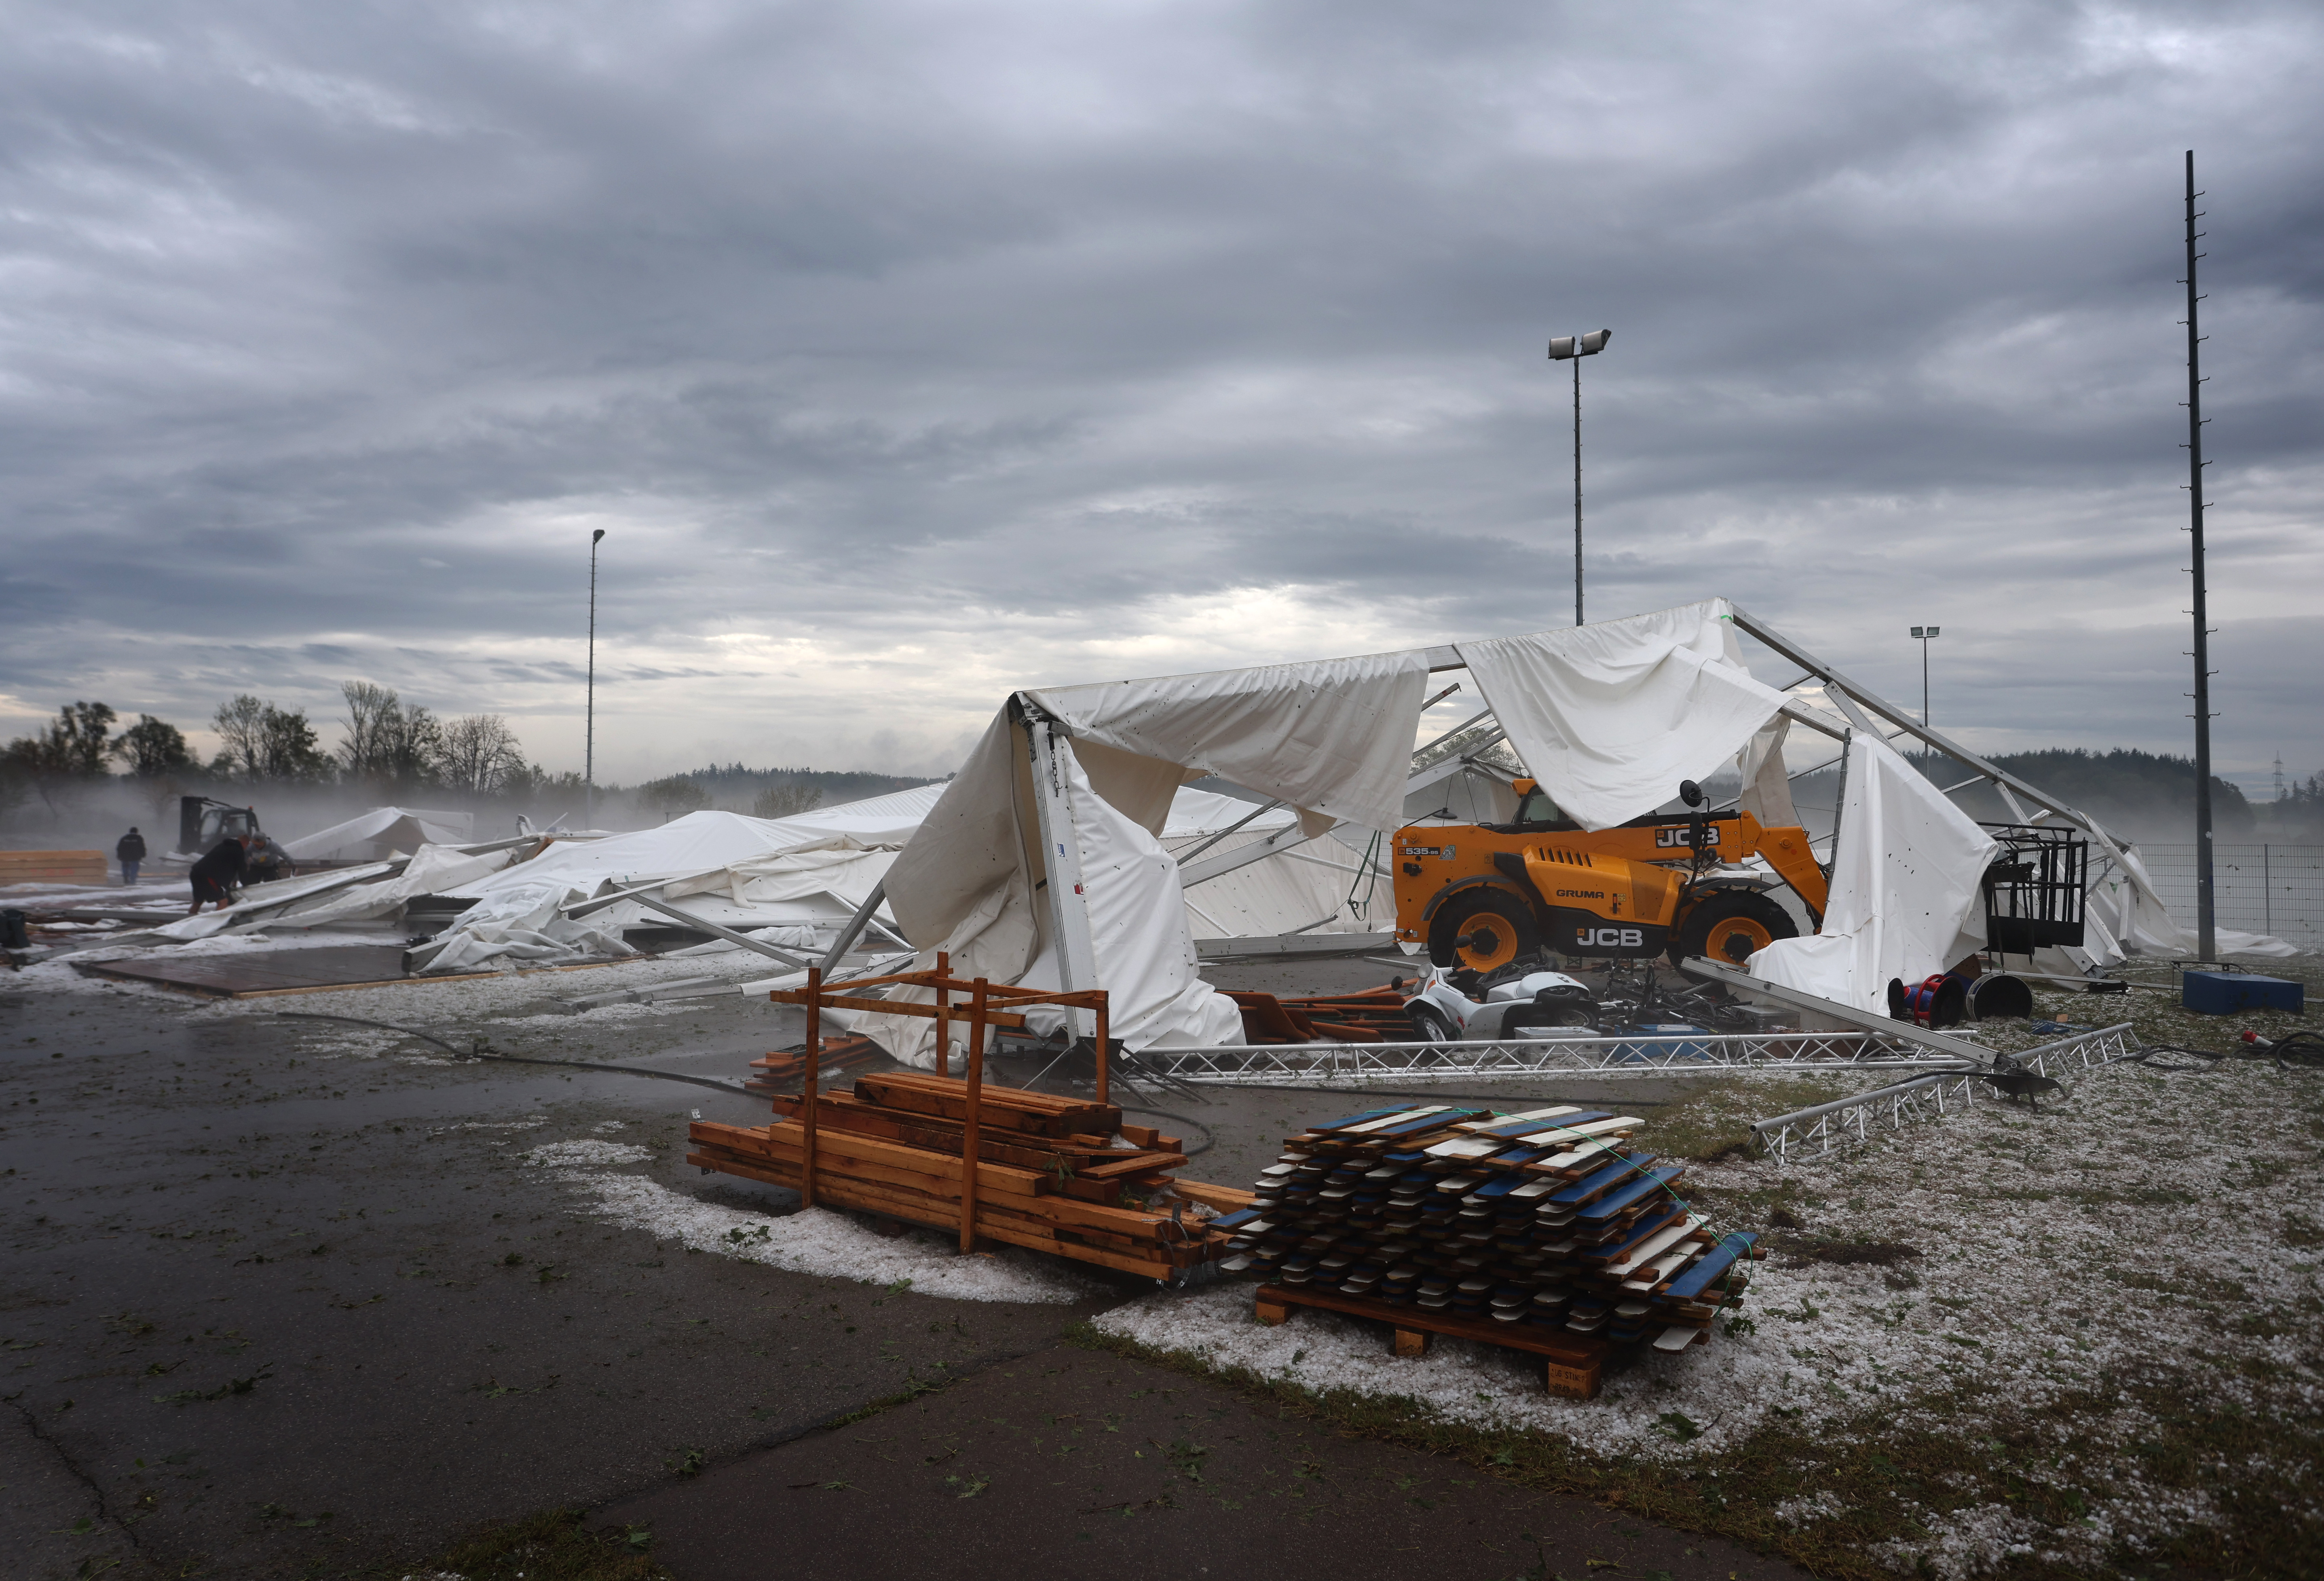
top-left (1548, 330), bottom-right (1610, 626)
top-left (1910, 626), bottom-right (1939, 739)
top-left (1570, 352), bottom-right (1583, 625)
top-left (586, 528), bottom-right (605, 831)
top-left (2182, 150), bottom-right (2216, 960)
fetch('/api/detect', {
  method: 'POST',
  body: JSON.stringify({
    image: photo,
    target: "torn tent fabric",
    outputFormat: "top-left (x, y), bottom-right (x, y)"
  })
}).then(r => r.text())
top-left (1746, 732), bottom-right (1999, 1011)
top-left (1456, 599), bottom-right (1787, 831)
top-left (1026, 647), bottom-right (1430, 837)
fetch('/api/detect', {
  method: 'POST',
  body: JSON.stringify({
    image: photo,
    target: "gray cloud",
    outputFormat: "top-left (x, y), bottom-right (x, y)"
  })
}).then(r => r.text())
top-left (2, 0), bottom-right (2318, 790)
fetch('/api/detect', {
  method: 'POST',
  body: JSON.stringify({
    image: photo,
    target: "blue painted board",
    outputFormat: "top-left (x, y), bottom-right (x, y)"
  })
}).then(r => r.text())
top-left (1313, 1106), bottom-right (1413, 1131)
top-left (1547, 1153), bottom-right (1654, 1206)
top-left (1473, 1110), bottom-right (1612, 1139)
top-left (1577, 1166), bottom-right (1687, 1223)
top-left (1665, 1233), bottom-right (1758, 1300)
top-left (1581, 1205), bottom-right (1686, 1263)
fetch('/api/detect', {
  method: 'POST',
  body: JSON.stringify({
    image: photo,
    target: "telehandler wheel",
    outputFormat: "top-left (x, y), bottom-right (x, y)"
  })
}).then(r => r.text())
top-left (1670, 888), bottom-right (1796, 967)
top-left (1427, 889), bottom-right (1538, 973)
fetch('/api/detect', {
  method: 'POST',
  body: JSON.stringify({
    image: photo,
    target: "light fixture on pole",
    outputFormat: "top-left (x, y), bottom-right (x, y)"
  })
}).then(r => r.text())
top-left (1909, 625), bottom-right (1940, 733)
top-left (1547, 329), bottom-right (1611, 626)
top-left (586, 528), bottom-right (605, 831)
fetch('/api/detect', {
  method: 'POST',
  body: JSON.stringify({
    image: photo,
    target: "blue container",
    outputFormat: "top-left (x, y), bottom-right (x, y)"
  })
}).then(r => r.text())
top-left (2182, 971), bottom-right (2303, 1017)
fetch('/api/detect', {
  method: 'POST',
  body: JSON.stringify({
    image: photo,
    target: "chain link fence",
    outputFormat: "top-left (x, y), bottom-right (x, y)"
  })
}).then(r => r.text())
top-left (2137, 843), bottom-right (2324, 950)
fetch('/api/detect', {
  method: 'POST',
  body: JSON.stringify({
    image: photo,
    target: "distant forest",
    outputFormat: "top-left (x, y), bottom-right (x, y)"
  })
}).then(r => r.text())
top-left (1921, 747), bottom-right (2320, 843)
top-left (663, 763), bottom-right (942, 821)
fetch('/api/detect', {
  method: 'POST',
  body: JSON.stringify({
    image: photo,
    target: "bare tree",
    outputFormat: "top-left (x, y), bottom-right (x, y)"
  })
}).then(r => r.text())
top-left (435, 715), bottom-right (528, 794)
top-left (338, 682), bottom-right (401, 780)
top-left (212, 695), bottom-right (266, 778)
top-left (638, 776), bottom-right (711, 822)
top-left (752, 781), bottom-right (822, 820)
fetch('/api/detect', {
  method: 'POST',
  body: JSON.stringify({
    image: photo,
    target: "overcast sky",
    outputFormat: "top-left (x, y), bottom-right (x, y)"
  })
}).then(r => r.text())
top-left (4, 0), bottom-right (2318, 795)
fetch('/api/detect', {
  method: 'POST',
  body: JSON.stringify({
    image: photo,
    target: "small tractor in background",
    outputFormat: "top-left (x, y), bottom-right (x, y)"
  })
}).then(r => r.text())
top-left (1391, 777), bottom-right (1829, 977)
top-left (176, 796), bottom-right (294, 884)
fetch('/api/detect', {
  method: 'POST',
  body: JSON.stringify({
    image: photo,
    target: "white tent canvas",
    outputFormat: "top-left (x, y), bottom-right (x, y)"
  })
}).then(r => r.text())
top-left (279, 806), bottom-right (475, 861)
top-left (863, 600), bottom-right (1800, 1064)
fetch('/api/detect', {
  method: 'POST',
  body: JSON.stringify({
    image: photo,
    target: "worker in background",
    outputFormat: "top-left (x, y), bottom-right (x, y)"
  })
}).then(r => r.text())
top-left (187, 833), bottom-right (251, 917)
top-left (116, 826), bottom-right (146, 887)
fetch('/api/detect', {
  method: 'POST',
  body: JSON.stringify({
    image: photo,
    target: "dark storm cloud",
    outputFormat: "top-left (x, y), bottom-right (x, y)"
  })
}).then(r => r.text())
top-left (2, 0), bottom-right (2318, 786)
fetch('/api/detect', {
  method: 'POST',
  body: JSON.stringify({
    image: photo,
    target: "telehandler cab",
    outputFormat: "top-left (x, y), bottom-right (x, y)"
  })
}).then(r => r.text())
top-left (1391, 777), bottom-right (1829, 973)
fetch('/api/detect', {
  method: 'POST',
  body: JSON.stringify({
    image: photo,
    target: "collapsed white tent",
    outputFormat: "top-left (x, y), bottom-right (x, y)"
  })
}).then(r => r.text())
top-left (412, 790), bottom-right (949, 972)
top-left (1745, 733), bottom-right (2000, 1011)
top-left (859, 599), bottom-right (1843, 1065)
top-left (278, 806), bottom-right (476, 861)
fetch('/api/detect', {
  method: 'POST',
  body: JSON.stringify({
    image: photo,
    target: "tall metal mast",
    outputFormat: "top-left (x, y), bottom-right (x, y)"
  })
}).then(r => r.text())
top-left (2182, 150), bottom-right (2216, 960)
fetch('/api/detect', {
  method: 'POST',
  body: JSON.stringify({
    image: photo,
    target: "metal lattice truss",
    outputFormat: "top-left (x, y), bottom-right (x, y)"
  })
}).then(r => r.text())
top-left (1748, 1022), bottom-right (2142, 1164)
top-left (1137, 1027), bottom-right (1981, 1087)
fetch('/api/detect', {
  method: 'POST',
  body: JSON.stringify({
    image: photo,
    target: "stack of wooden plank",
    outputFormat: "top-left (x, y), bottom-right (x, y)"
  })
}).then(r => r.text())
top-left (1227, 985), bottom-right (1415, 1044)
top-left (746, 1034), bottom-right (886, 1093)
top-left (1215, 1102), bottom-right (1760, 1393)
top-left (687, 1072), bottom-right (1252, 1280)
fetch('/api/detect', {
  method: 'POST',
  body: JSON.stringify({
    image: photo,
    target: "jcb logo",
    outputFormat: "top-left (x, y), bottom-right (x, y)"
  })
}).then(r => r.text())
top-left (1576, 927), bottom-right (1644, 949)
top-left (1655, 827), bottom-right (1717, 849)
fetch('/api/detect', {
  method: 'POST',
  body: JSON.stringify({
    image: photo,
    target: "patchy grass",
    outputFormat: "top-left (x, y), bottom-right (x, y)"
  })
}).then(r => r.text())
top-left (1643, 1074), bottom-right (1852, 1165)
top-left (1070, 1323), bottom-right (2324, 1581)
top-left (1092, 1053), bottom-right (2324, 1580)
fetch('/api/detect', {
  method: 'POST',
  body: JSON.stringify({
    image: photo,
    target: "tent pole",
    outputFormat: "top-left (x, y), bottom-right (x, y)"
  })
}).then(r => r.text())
top-left (818, 879), bottom-right (889, 972)
top-left (1020, 700), bottom-right (1101, 1039)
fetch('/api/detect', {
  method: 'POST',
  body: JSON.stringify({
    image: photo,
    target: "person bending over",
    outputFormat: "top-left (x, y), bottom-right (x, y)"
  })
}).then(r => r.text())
top-left (187, 834), bottom-right (251, 917)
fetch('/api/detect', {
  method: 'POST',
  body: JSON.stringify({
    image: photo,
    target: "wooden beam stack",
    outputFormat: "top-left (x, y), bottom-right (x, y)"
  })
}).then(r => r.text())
top-left (1217, 1103), bottom-right (1759, 1366)
top-left (687, 1070), bottom-right (1252, 1281)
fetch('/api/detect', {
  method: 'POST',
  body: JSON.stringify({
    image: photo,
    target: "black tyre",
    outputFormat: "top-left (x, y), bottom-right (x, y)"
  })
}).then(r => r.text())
top-left (1426, 888), bottom-right (1540, 974)
top-left (1670, 888), bottom-right (1797, 967)
top-left (1405, 1001), bottom-right (1459, 1043)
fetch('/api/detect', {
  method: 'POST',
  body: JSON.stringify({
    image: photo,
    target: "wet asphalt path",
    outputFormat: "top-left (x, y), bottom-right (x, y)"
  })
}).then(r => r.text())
top-left (1, 958), bottom-right (1769, 1581)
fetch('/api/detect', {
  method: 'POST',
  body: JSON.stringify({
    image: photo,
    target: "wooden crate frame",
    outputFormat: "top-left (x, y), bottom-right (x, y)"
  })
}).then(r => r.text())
top-left (767, 956), bottom-right (1110, 1254)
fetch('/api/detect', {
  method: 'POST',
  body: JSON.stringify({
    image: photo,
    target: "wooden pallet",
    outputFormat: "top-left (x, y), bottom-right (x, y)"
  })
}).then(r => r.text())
top-left (1253, 1281), bottom-right (1612, 1399)
top-left (0, 850), bottom-right (108, 886)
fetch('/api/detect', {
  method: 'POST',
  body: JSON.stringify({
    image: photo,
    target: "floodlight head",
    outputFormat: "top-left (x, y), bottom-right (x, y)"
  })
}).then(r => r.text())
top-left (1911, 626), bottom-right (1925, 638)
top-left (592, 528), bottom-right (606, 544)
top-left (1928, 625), bottom-right (1940, 638)
top-left (1548, 336), bottom-right (1576, 360)
top-left (1579, 329), bottom-right (1611, 355)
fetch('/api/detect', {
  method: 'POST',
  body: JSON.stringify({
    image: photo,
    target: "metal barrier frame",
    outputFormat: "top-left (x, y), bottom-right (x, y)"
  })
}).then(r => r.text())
top-left (1748, 1022), bottom-right (2141, 1164)
top-left (1138, 1027), bottom-right (1974, 1086)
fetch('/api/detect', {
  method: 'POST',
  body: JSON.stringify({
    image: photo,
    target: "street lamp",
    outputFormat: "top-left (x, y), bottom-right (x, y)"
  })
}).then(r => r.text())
top-left (1547, 329), bottom-right (1612, 626)
top-left (1909, 625), bottom-right (1940, 737)
top-left (586, 528), bottom-right (605, 830)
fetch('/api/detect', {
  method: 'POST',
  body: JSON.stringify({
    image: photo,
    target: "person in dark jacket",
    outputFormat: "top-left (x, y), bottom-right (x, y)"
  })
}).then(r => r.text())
top-left (116, 827), bottom-right (147, 887)
top-left (187, 834), bottom-right (250, 916)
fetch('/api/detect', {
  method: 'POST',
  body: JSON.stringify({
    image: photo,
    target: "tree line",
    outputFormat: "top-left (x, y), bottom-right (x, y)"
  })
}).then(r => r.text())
top-left (2, 684), bottom-right (574, 804)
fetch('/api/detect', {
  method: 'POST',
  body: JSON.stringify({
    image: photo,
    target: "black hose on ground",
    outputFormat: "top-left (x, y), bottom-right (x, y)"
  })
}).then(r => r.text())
top-left (2136, 1031), bottom-right (2324, 1073)
top-left (269, 1011), bottom-right (754, 1098)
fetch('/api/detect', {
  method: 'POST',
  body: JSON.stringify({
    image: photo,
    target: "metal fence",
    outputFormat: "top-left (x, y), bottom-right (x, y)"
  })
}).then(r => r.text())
top-left (2137, 844), bottom-right (2324, 949)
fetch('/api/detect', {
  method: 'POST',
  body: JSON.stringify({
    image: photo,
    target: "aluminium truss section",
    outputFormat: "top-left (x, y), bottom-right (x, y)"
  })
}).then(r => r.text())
top-left (1137, 1027), bottom-right (1967, 1087)
top-left (1749, 1022), bottom-right (2140, 1164)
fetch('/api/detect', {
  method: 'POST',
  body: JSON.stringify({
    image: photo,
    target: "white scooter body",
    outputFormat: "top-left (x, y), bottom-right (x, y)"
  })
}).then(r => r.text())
top-left (1406, 964), bottom-right (1596, 1041)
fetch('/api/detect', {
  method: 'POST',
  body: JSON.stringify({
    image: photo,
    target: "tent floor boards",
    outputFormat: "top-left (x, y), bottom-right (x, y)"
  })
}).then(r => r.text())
top-left (1253, 1281), bottom-right (1610, 1399)
top-left (70, 947), bottom-right (632, 999)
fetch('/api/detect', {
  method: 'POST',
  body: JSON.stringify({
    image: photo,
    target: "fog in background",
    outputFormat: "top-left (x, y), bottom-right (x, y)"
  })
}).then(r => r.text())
top-left (2, 0), bottom-right (2319, 800)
